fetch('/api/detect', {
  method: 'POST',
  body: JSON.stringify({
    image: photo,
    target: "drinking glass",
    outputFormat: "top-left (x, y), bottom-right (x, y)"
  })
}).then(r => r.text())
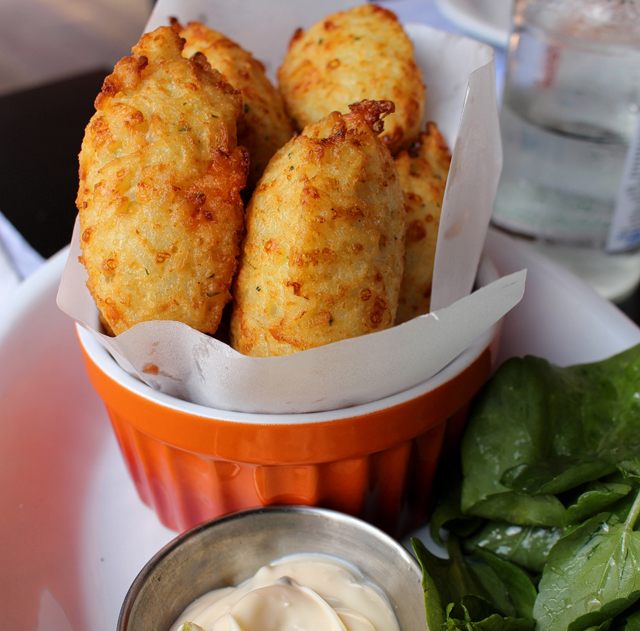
top-left (492, 0), bottom-right (640, 301)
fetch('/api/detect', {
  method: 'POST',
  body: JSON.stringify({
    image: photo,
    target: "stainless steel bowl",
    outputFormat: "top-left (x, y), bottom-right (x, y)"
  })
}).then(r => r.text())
top-left (118, 506), bottom-right (425, 630)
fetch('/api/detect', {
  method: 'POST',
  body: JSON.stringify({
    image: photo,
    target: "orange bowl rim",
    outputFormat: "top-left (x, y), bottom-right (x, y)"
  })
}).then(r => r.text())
top-left (77, 319), bottom-right (498, 426)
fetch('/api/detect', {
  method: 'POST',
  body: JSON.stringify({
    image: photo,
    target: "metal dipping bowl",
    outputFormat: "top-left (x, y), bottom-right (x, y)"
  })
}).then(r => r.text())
top-left (118, 506), bottom-right (425, 631)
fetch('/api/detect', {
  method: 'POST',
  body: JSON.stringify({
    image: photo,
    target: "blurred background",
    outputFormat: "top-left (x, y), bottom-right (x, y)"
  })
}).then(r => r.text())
top-left (0, 0), bottom-right (153, 290)
top-left (0, 0), bottom-right (151, 96)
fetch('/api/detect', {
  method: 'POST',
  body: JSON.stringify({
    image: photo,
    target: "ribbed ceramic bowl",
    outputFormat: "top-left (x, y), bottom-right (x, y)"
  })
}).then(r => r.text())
top-left (118, 506), bottom-right (425, 631)
top-left (77, 264), bottom-right (501, 536)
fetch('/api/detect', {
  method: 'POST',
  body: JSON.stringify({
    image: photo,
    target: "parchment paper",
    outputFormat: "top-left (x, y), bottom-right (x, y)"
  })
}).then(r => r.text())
top-left (145, 0), bottom-right (362, 83)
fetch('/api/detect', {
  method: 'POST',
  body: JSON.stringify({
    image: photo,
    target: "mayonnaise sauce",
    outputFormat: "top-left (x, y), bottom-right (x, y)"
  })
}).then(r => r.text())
top-left (171, 553), bottom-right (401, 631)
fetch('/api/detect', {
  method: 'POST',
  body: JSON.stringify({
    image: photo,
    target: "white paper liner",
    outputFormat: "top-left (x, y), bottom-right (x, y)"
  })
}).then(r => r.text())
top-left (57, 4), bottom-right (524, 414)
top-left (144, 0), bottom-right (363, 83)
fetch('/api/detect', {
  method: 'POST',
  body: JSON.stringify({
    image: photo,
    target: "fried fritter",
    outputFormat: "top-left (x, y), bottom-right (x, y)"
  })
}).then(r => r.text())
top-left (77, 26), bottom-right (248, 336)
top-left (230, 100), bottom-right (406, 357)
top-left (278, 5), bottom-right (425, 156)
top-left (172, 20), bottom-right (294, 193)
top-left (394, 122), bottom-right (451, 324)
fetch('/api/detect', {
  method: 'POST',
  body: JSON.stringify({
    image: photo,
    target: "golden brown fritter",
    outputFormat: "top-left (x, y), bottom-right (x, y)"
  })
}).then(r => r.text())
top-left (278, 5), bottom-right (425, 156)
top-left (230, 100), bottom-right (406, 357)
top-left (172, 19), bottom-right (294, 193)
top-left (77, 26), bottom-right (248, 336)
top-left (394, 122), bottom-right (451, 324)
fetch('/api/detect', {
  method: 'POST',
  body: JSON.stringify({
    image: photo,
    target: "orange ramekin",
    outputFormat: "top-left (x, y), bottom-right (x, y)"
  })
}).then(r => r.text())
top-left (77, 312), bottom-right (500, 537)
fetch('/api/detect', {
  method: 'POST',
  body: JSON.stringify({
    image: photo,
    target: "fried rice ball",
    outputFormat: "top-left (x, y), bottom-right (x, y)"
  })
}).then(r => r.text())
top-left (172, 19), bottom-right (294, 193)
top-left (230, 100), bottom-right (406, 357)
top-left (77, 26), bottom-right (248, 336)
top-left (278, 4), bottom-right (425, 156)
top-left (395, 123), bottom-right (451, 324)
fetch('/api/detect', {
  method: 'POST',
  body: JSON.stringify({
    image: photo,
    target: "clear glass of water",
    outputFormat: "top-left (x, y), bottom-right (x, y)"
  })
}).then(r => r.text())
top-left (492, 0), bottom-right (640, 301)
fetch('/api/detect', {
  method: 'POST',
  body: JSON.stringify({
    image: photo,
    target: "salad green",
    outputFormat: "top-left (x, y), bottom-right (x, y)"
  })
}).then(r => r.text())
top-left (413, 345), bottom-right (640, 631)
top-left (412, 537), bottom-right (536, 630)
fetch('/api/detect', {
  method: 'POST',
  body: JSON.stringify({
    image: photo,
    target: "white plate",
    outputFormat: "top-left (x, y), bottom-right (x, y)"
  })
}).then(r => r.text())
top-left (436, 0), bottom-right (513, 47)
top-left (2, 230), bottom-right (640, 630)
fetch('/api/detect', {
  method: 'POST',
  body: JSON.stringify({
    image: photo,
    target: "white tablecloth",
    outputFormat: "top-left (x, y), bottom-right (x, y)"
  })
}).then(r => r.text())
top-left (0, 210), bottom-right (44, 297)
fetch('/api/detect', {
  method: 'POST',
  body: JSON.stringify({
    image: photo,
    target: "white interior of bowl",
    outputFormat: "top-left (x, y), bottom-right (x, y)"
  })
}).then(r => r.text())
top-left (77, 258), bottom-right (500, 425)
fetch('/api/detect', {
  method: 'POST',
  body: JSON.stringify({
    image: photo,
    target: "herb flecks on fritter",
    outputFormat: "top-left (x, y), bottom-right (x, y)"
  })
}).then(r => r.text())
top-left (395, 123), bottom-right (451, 324)
top-left (230, 100), bottom-right (406, 357)
top-left (77, 26), bottom-right (248, 336)
top-left (172, 19), bottom-right (294, 194)
top-left (278, 4), bottom-right (425, 155)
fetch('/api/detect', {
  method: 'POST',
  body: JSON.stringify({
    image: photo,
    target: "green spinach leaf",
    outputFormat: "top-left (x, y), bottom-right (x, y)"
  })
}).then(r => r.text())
top-left (412, 537), bottom-right (537, 630)
top-left (462, 521), bottom-right (562, 574)
top-left (429, 468), bottom-right (484, 547)
top-left (412, 537), bottom-right (499, 630)
top-left (430, 501), bottom-right (484, 548)
top-left (500, 456), bottom-right (614, 496)
top-left (475, 549), bottom-right (537, 619)
top-left (445, 601), bottom-right (534, 630)
top-left (620, 611), bottom-right (640, 630)
top-left (610, 599), bottom-right (640, 630)
top-left (564, 482), bottom-right (632, 527)
top-left (462, 492), bottom-right (565, 528)
top-left (618, 459), bottom-right (640, 480)
top-left (448, 595), bottom-right (503, 624)
top-left (467, 563), bottom-right (518, 618)
top-left (461, 347), bottom-right (640, 524)
top-left (533, 490), bottom-right (640, 631)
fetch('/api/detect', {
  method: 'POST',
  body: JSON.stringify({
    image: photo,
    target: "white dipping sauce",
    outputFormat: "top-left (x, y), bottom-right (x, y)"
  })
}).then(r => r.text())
top-left (171, 553), bottom-right (401, 631)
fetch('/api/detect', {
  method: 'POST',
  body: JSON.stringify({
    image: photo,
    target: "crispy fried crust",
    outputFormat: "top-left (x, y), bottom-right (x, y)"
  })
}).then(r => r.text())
top-left (230, 100), bottom-right (406, 357)
top-left (278, 5), bottom-right (425, 155)
top-left (77, 26), bottom-right (248, 336)
top-left (172, 20), bottom-right (294, 192)
top-left (394, 122), bottom-right (451, 324)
